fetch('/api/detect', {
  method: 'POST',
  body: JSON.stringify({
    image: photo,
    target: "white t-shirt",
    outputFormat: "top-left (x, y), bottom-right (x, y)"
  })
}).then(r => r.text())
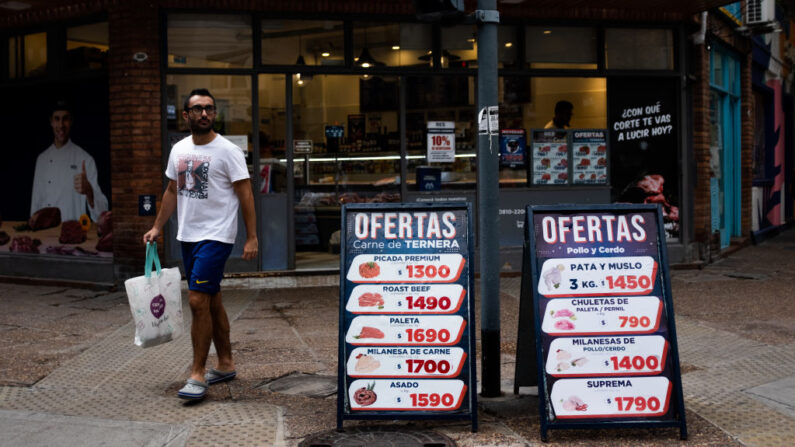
top-left (165, 134), bottom-right (250, 243)
top-left (30, 140), bottom-right (109, 222)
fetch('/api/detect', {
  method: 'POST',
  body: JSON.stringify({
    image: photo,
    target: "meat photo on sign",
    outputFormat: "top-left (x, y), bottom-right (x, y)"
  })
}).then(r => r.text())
top-left (618, 174), bottom-right (679, 238)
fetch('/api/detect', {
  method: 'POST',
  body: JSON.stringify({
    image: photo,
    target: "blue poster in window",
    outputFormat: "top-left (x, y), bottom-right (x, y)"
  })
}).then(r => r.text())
top-left (499, 129), bottom-right (526, 168)
top-left (325, 125), bottom-right (344, 138)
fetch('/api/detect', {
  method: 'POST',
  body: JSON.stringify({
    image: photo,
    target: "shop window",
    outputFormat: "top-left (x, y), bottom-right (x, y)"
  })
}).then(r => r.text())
top-left (497, 76), bottom-right (607, 187)
top-left (498, 26), bottom-right (519, 68)
top-left (258, 74), bottom-right (288, 193)
top-left (406, 75), bottom-right (476, 191)
top-left (2, 77), bottom-right (111, 258)
top-left (166, 74), bottom-right (254, 173)
top-left (66, 22), bottom-right (109, 72)
top-left (262, 19), bottom-right (343, 66)
top-left (605, 28), bottom-right (674, 70)
top-left (525, 26), bottom-right (597, 70)
top-left (8, 32), bottom-right (47, 78)
top-left (711, 51), bottom-right (724, 88)
top-left (608, 77), bottom-right (680, 239)
top-left (441, 25), bottom-right (476, 68)
top-left (292, 74), bottom-right (400, 255)
top-left (8, 36), bottom-right (19, 78)
top-left (292, 74), bottom-right (400, 196)
top-left (167, 14), bottom-right (252, 68)
top-left (353, 22), bottom-right (432, 68)
top-left (24, 32), bottom-right (47, 77)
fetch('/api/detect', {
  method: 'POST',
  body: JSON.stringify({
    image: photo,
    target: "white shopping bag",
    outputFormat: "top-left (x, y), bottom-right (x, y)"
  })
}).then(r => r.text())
top-left (124, 242), bottom-right (184, 348)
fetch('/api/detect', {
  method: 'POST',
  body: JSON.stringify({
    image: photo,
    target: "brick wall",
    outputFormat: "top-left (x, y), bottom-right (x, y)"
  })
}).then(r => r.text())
top-left (691, 42), bottom-right (712, 249)
top-left (741, 51), bottom-right (753, 235)
top-left (108, 1), bottom-right (162, 280)
top-left (0, 1), bottom-right (111, 28)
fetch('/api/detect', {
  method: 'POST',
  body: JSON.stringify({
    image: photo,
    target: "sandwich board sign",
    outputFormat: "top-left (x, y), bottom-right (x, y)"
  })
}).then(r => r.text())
top-left (337, 203), bottom-right (477, 432)
top-left (515, 204), bottom-right (687, 441)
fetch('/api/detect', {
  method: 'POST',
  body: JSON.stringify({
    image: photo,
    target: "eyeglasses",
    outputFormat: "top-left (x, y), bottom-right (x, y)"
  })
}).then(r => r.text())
top-left (186, 105), bottom-right (216, 115)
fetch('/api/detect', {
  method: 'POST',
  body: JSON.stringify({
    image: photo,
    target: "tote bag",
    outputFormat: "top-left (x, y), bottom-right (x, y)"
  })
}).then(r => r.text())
top-left (124, 242), bottom-right (184, 348)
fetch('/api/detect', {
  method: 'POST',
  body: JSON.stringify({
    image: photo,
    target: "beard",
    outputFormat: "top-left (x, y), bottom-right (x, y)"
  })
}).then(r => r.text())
top-left (189, 116), bottom-right (215, 135)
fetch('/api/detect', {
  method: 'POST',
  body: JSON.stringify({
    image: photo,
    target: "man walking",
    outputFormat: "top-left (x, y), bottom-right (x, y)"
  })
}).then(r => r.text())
top-left (143, 88), bottom-right (257, 401)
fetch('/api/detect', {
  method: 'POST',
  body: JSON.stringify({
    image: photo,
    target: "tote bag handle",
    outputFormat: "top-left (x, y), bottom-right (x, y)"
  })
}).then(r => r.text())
top-left (144, 242), bottom-right (162, 278)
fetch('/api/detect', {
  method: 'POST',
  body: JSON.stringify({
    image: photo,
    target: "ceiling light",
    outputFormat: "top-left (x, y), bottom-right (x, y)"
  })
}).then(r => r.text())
top-left (504, 42), bottom-right (513, 48)
top-left (418, 50), bottom-right (460, 62)
top-left (321, 51), bottom-right (330, 57)
top-left (543, 30), bottom-right (552, 35)
top-left (356, 47), bottom-right (383, 68)
top-left (392, 45), bottom-right (400, 50)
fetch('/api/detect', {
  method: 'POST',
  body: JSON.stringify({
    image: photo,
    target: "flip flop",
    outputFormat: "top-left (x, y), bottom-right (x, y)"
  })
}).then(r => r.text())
top-left (205, 368), bottom-right (237, 385)
top-left (178, 379), bottom-right (208, 400)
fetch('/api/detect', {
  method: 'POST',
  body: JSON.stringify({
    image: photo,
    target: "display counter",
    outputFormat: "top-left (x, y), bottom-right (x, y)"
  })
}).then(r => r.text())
top-left (0, 220), bottom-right (111, 258)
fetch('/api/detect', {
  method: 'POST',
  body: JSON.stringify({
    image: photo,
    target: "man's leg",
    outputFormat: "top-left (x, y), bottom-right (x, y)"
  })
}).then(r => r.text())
top-left (188, 290), bottom-right (213, 382)
top-left (209, 290), bottom-right (235, 372)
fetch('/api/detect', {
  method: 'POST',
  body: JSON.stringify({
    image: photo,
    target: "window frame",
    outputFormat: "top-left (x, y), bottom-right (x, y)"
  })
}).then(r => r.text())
top-left (2, 13), bottom-right (108, 83)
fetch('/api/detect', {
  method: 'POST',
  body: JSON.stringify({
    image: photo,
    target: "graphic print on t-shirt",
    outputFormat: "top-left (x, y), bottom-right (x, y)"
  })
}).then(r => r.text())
top-left (177, 155), bottom-right (210, 199)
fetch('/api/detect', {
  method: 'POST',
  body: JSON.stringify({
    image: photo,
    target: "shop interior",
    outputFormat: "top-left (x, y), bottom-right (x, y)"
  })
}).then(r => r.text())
top-left (164, 16), bottom-right (677, 270)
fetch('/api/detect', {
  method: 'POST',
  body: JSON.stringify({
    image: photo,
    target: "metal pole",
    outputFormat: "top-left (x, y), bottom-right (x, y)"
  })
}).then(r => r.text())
top-left (476, 0), bottom-right (501, 398)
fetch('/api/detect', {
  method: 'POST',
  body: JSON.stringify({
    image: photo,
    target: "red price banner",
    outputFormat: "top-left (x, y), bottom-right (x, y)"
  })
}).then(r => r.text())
top-left (538, 256), bottom-right (658, 297)
top-left (346, 284), bottom-right (465, 315)
top-left (541, 296), bottom-right (663, 336)
top-left (546, 335), bottom-right (668, 377)
top-left (347, 254), bottom-right (466, 284)
top-left (348, 379), bottom-right (467, 411)
top-left (347, 347), bottom-right (467, 378)
top-left (550, 376), bottom-right (672, 418)
top-left (346, 315), bottom-right (466, 346)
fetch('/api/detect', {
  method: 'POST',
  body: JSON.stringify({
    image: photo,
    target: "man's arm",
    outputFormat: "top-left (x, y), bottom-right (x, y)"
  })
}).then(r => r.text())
top-left (77, 159), bottom-right (109, 220)
top-left (143, 180), bottom-right (177, 244)
top-left (233, 179), bottom-right (258, 261)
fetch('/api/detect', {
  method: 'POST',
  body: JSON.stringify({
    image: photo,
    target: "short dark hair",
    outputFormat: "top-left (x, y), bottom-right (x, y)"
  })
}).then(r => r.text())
top-left (183, 88), bottom-right (216, 111)
top-left (554, 100), bottom-right (573, 114)
top-left (51, 99), bottom-right (72, 116)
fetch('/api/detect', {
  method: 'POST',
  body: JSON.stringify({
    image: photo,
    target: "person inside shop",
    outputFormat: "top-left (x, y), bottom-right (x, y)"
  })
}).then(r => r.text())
top-left (544, 100), bottom-right (574, 129)
top-left (142, 88), bottom-right (258, 401)
top-left (30, 100), bottom-right (109, 222)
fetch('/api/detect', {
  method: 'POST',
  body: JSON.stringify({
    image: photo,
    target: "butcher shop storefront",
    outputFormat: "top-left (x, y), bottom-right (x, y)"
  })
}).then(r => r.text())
top-left (0, 1), bottom-right (726, 283)
top-left (161, 13), bottom-right (691, 274)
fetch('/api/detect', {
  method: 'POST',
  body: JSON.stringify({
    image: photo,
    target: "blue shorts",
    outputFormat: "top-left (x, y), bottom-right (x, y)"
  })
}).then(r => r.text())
top-left (181, 241), bottom-right (234, 294)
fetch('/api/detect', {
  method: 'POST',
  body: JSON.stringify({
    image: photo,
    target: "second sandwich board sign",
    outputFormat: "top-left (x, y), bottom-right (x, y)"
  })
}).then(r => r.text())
top-left (337, 203), bottom-right (477, 431)
top-left (523, 204), bottom-right (687, 441)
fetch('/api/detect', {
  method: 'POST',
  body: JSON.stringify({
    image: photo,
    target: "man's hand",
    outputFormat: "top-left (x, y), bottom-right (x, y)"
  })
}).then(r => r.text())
top-left (242, 237), bottom-right (258, 261)
top-left (143, 227), bottom-right (160, 244)
top-left (73, 161), bottom-right (95, 206)
top-left (233, 178), bottom-right (258, 262)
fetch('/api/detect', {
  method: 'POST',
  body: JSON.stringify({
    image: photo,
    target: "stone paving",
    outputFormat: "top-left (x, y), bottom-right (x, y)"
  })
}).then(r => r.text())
top-left (0, 290), bottom-right (283, 447)
top-left (676, 317), bottom-right (795, 447)
top-left (1, 228), bottom-right (794, 446)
